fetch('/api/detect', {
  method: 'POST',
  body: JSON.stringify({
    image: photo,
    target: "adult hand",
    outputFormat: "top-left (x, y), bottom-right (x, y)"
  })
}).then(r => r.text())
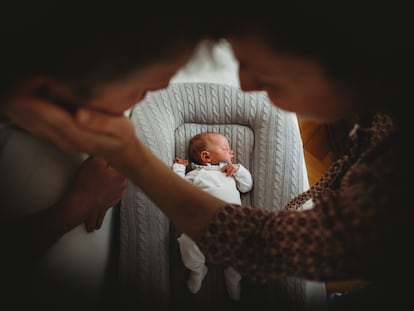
top-left (67, 156), bottom-right (127, 232)
top-left (74, 108), bottom-right (138, 161)
top-left (1, 94), bottom-right (125, 153)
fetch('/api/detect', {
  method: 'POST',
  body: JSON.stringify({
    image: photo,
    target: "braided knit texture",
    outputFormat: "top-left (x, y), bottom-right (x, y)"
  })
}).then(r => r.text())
top-left (119, 82), bottom-right (307, 309)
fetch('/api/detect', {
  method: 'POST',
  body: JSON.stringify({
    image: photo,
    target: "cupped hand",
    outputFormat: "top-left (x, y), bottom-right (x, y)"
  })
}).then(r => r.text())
top-left (75, 108), bottom-right (136, 156)
top-left (67, 156), bottom-right (128, 232)
top-left (1, 94), bottom-right (130, 154)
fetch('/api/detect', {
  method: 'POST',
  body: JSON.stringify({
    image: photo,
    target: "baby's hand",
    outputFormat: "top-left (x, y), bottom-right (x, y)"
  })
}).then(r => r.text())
top-left (221, 163), bottom-right (240, 176)
top-left (174, 157), bottom-right (188, 166)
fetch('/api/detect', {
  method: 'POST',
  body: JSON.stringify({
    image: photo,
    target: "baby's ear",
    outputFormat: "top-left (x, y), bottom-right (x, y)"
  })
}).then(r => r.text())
top-left (200, 151), bottom-right (210, 163)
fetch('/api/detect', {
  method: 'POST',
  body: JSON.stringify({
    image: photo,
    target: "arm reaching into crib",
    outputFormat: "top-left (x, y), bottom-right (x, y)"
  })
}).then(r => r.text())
top-left (75, 109), bottom-right (227, 240)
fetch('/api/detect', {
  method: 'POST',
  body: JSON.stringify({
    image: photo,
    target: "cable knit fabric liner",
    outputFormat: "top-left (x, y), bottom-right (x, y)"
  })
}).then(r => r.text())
top-left (119, 82), bottom-right (308, 310)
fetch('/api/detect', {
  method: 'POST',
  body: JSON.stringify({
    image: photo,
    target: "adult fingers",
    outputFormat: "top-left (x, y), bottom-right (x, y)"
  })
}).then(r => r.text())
top-left (76, 108), bottom-right (134, 138)
top-left (96, 209), bottom-right (107, 230)
top-left (4, 96), bottom-right (105, 153)
top-left (75, 108), bottom-right (137, 157)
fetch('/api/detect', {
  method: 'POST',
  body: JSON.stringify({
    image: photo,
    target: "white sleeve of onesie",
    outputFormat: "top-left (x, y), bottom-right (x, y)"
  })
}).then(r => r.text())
top-left (233, 164), bottom-right (253, 193)
top-left (172, 163), bottom-right (186, 178)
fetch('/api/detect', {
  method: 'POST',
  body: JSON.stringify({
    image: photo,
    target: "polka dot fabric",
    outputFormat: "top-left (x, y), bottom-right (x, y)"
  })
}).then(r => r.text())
top-left (197, 113), bottom-right (398, 283)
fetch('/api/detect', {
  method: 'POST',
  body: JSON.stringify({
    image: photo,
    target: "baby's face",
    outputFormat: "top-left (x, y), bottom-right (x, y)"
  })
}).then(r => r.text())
top-left (205, 134), bottom-right (234, 164)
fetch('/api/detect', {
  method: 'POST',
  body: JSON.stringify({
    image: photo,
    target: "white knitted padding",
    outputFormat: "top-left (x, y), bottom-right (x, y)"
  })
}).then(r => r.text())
top-left (119, 82), bottom-right (307, 309)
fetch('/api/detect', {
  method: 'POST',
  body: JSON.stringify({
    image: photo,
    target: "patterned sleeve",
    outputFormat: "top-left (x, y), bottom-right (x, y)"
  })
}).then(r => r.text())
top-left (197, 152), bottom-right (393, 283)
top-left (196, 203), bottom-right (348, 283)
top-left (197, 114), bottom-right (400, 284)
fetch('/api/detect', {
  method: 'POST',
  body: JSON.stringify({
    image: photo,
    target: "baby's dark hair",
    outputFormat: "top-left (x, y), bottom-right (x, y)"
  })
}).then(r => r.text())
top-left (188, 132), bottom-right (209, 165)
top-left (188, 132), bottom-right (224, 165)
